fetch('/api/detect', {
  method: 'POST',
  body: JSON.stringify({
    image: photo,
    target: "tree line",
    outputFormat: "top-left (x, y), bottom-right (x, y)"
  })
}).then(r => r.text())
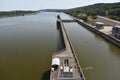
top-left (0, 10), bottom-right (38, 17)
top-left (64, 2), bottom-right (120, 21)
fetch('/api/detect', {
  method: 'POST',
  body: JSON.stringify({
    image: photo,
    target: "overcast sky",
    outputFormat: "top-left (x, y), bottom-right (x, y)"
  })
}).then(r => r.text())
top-left (0, 0), bottom-right (120, 11)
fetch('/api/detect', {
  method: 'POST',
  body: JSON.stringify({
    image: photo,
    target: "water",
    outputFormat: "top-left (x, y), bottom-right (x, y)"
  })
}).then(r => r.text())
top-left (0, 12), bottom-right (59, 80)
top-left (64, 22), bottom-right (120, 80)
top-left (0, 12), bottom-right (120, 80)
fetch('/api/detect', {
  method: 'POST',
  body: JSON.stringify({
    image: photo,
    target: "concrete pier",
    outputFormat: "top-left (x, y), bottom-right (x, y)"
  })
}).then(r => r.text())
top-left (50, 16), bottom-right (85, 80)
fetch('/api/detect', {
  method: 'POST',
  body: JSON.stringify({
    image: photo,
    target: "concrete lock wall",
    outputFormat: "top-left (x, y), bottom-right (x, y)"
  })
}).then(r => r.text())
top-left (59, 19), bottom-right (86, 80)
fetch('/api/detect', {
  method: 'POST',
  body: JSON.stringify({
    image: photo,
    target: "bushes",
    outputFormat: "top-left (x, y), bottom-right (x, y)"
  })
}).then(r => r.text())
top-left (78, 15), bottom-right (88, 22)
top-left (109, 16), bottom-right (120, 21)
top-left (65, 2), bottom-right (120, 21)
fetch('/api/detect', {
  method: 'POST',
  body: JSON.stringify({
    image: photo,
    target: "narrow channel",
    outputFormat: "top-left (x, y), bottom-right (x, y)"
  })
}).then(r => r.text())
top-left (63, 22), bottom-right (120, 80)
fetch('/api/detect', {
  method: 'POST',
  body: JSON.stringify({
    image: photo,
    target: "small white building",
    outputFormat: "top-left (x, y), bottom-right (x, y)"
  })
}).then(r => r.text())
top-left (51, 58), bottom-right (60, 70)
top-left (96, 22), bottom-right (104, 29)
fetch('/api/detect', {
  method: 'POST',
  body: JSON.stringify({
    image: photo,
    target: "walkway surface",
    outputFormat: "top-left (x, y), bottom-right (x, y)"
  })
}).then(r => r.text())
top-left (50, 19), bottom-right (84, 80)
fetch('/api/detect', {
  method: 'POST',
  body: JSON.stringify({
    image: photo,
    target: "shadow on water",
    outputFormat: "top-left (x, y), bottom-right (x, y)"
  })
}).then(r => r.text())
top-left (41, 69), bottom-right (50, 80)
top-left (56, 21), bottom-right (65, 51)
top-left (41, 21), bottom-right (65, 80)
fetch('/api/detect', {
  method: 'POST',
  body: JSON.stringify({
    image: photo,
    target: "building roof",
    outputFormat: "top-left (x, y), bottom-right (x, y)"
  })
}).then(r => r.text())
top-left (52, 58), bottom-right (60, 66)
top-left (115, 26), bottom-right (120, 28)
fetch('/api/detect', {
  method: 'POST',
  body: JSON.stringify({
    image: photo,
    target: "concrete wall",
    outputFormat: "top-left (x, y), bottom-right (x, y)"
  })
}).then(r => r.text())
top-left (96, 16), bottom-right (120, 26)
top-left (76, 19), bottom-right (120, 48)
top-left (59, 20), bottom-right (86, 80)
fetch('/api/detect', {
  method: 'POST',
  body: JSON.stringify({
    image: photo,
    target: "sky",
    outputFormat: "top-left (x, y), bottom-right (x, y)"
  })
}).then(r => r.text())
top-left (0, 0), bottom-right (120, 11)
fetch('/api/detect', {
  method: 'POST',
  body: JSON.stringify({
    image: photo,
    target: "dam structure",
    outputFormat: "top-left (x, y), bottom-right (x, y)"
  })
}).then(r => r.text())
top-left (50, 15), bottom-right (85, 80)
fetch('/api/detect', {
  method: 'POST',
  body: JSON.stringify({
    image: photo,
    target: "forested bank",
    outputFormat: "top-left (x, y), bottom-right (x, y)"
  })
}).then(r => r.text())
top-left (65, 2), bottom-right (120, 21)
top-left (0, 10), bottom-right (38, 18)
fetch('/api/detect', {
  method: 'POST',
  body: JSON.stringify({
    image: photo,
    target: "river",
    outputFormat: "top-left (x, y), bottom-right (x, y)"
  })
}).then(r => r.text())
top-left (0, 12), bottom-right (120, 80)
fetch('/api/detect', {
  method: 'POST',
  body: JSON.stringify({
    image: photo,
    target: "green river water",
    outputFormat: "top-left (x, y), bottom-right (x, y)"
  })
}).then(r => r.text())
top-left (0, 12), bottom-right (120, 80)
